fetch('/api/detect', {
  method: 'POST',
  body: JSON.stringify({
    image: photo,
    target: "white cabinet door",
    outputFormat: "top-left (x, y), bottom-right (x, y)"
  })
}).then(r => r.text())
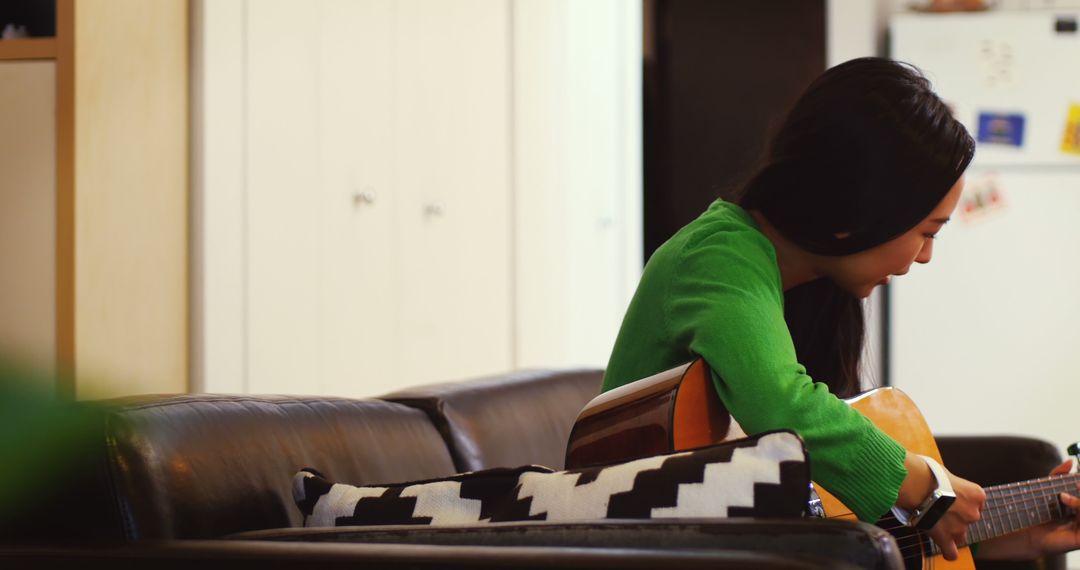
top-left (513, 0), bottom-right (642, 369)
top-left (318, 0), bottom-right (401, 397)
top-left (244, 0), bottom-right (512, 394)
top-left (246, 0), bottom-right (324, 394)
top-left (212, 0), bottom-right (637, 394)
top-left (395, 0), bottom-right (513, 384)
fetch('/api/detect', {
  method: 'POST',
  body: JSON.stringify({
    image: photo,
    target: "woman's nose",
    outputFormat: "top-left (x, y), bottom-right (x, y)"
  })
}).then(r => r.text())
top-left (915, 240), bottom-right (934, 264)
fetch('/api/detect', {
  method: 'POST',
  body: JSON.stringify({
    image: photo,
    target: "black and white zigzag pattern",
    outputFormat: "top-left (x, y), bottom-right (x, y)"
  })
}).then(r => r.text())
top-left (293, 430), bottom-right (808, 528)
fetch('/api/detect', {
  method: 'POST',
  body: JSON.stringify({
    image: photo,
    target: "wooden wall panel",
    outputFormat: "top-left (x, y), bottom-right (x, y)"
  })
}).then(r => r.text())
top-left (0, 61), bottom-right (56, 372)
top-left (72, 0), bottom-right (189, 397)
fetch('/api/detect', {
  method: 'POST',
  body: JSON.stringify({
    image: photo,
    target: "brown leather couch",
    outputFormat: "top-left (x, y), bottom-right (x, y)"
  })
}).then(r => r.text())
top-left (0, 367), bottom-right (1062, 569)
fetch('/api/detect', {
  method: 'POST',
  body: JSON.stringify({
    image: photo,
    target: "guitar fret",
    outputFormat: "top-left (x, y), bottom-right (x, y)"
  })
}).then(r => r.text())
top-left (999, 484), bottom-right (1016, 536)
top-left (1016, 488), bottom-right (1025, 530)
top-left (978, 487), bottom-right (1001, 542)
top-left (991, 486), bottom-right (1006, 538)
top-left (967, 473), bottom-right (1080, 546)
top-left (1005, 483), bottom-right (1017, 534)
top-left (1006, 483), bottom-right (1018, 534)
top-left (1021, 482), bottom-right (1031, 531)
top-left (1027, 482), bottom-right (1040, 526)
top-left (1035, 480), bottom-right (1052, 526)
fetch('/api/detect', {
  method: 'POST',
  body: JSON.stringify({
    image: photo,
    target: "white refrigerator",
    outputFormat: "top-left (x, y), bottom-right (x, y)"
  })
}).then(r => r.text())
top-left (890, 11), bottom-right (1080, 465)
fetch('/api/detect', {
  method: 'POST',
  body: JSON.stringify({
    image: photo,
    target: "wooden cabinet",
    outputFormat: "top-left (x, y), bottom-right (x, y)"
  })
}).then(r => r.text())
top-left (235, 0), bottom-right (511, 396)
top-left (0, 0), bottom-right (188, 399)
top-left (0, 60), bottom-right (56, 373)
top-left (194, 0), bottom-right (641, 397)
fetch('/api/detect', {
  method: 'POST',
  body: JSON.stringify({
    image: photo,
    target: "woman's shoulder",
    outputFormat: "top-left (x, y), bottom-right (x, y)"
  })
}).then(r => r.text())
top-left (663, 199), bottom-right (776, 264)
top-left (640, 199), bottom-right (782, 302)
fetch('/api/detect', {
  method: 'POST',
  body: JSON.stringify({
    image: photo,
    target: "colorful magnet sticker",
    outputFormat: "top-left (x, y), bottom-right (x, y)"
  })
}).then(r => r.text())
top-left (958, 173), bottom-right (1006, 223)
top-left (976, 112), bottom-right (1025, 147)
top-left (1060, 103), bottom-right (1080, 155)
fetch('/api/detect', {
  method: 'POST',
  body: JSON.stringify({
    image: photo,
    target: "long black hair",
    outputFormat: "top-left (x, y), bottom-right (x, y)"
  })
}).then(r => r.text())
top-left (738, 58), bottom-right (974, 397)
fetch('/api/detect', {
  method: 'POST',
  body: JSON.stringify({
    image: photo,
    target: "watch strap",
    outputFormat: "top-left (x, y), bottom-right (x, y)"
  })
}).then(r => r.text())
top-left (891, 455), bottom-right (957, 529)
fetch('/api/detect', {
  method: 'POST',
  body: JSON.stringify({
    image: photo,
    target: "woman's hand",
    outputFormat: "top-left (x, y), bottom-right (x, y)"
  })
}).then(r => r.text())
top-left (927, 471), bottom-right (985, 561)
top-left (897, 452), bottom-right (985, 561)
top-left (976, 460), bottom-right (1080, 560)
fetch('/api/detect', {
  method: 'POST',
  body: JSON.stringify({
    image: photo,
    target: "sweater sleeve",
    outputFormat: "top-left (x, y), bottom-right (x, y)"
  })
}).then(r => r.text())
top-left (665, 227), bottom-right (908, 522)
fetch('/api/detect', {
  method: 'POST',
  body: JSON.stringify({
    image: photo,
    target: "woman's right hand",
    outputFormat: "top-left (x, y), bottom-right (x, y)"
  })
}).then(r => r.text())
top-left (897, 452), bottom-right (985, 561)
top-left (927, 471), bottom-right (985, 561)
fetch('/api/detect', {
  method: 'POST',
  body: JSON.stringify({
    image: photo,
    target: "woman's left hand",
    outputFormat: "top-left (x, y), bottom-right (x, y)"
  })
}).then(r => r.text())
top-left (1023, 460), bottom-right (1080, 556)
top-left (976, 460), bottom-right (1080, 560)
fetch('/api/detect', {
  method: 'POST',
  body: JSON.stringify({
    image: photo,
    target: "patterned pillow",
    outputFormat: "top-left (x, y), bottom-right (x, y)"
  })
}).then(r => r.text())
top-left (293, 430), bottom-right (808, 527)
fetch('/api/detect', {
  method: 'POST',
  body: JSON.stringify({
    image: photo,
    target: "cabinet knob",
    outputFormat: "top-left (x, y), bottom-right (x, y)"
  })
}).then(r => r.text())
top-left (352, 190), bottom-right (377, 206)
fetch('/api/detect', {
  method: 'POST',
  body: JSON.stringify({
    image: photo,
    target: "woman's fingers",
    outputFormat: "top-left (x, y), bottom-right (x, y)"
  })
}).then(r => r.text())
top-left (1061, 491), bottom-right (1080, 517)
top-left (1050, 460), bottom-right (1073, 476)
top-left (930, 526), bottom-right (959, 561)
top-left (940, 536), bottom-right (959, 561)
top-left (927, 471), bottom-right (984, 560)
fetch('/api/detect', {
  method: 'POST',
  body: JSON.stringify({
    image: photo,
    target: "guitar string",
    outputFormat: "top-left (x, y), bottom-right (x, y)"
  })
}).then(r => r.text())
top-left (855, 490), bottom-right (1071, 538)
top-left (884, 493), bottom-right (1075, 560)
top-left (813, 471), bottom-right (1079, 562)
top-left (978, 476), bottom-right (1080, 503)
top-left (865, 477), bottom-right (1077, 559)
top-left (866, 474), bottom-right (1077, 535)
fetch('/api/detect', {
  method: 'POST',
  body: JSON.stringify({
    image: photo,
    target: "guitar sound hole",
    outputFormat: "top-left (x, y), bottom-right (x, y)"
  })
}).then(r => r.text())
top-left (877, 511), bottom-right (931, 570)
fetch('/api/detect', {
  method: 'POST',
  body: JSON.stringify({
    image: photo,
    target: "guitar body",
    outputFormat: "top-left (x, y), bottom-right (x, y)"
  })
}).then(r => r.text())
top-left (821, 387), bottom-right (974, 570)
top-left (566, 359), bottom-right (974, 570)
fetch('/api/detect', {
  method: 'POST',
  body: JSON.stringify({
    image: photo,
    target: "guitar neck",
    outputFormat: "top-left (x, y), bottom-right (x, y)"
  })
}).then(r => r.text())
top-left (963, 471), bottom-right (1080, 546)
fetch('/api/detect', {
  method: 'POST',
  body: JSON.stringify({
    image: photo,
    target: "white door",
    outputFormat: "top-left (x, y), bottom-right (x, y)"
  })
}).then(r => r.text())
top-left (246, 0), bottom-right (324, 394)
top-left (513, 0), bottom-right (643, 369)
top-left (395, 0), bottom-right (513, 385)
top-left (318, 0), bottom-right (402, 397)
top-left (198, 0), bottom-right (640, 395)
top-left (245, 0), bottom-right (513, 394)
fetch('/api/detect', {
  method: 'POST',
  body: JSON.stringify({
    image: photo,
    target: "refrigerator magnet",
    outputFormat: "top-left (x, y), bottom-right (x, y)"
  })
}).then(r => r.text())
top-left (1060, 103), bottom-right (1080, 155)
top-left (958, 174), bottom-right (1006, 224)
top-left (976, 112), bottom-right (1025, 147)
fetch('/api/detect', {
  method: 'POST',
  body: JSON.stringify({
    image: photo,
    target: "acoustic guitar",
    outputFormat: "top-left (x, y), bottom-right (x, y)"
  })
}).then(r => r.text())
top-left (565, 358), bottom-right (1078, 570)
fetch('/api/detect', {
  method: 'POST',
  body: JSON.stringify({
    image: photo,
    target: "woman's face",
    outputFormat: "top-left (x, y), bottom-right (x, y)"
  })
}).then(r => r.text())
top-left (823, 176), bottom-right (965, 299)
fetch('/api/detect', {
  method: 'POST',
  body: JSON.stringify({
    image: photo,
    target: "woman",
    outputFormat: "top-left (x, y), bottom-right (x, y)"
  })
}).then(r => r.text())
top-left (603, 57), bottom-right (1080, 561)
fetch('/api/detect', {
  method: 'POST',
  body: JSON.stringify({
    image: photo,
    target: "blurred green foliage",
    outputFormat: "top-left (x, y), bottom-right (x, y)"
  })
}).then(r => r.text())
top-left (0, 357), bottom-right (105, 530)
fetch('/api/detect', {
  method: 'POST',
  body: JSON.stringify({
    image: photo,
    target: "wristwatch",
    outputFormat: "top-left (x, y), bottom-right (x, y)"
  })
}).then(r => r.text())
top-left (891, 455), bottom-right (957, 530)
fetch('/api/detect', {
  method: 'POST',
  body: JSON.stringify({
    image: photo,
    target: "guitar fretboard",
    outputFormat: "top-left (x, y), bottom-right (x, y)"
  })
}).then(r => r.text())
top-left (963, 471), bottom-right (1079, 545)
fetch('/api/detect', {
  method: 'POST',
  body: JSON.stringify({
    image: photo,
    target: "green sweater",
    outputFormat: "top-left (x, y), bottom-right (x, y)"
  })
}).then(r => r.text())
top-left (603, 199), bottom-right (908, 523)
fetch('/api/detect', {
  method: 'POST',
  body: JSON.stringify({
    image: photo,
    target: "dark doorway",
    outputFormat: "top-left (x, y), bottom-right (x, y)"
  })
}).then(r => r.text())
top-left (644, 0), bottom-right (826, 260)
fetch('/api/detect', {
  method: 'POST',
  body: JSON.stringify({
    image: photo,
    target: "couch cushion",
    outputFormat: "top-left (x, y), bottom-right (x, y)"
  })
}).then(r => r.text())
top-left (19, 395), bottom-right (458, 541)
top-left (381, 369), bottom-right (603, 471)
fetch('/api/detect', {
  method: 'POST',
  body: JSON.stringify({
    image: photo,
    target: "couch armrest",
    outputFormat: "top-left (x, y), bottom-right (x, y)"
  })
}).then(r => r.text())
top-left (232, 518), bottom-right (903, 570)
